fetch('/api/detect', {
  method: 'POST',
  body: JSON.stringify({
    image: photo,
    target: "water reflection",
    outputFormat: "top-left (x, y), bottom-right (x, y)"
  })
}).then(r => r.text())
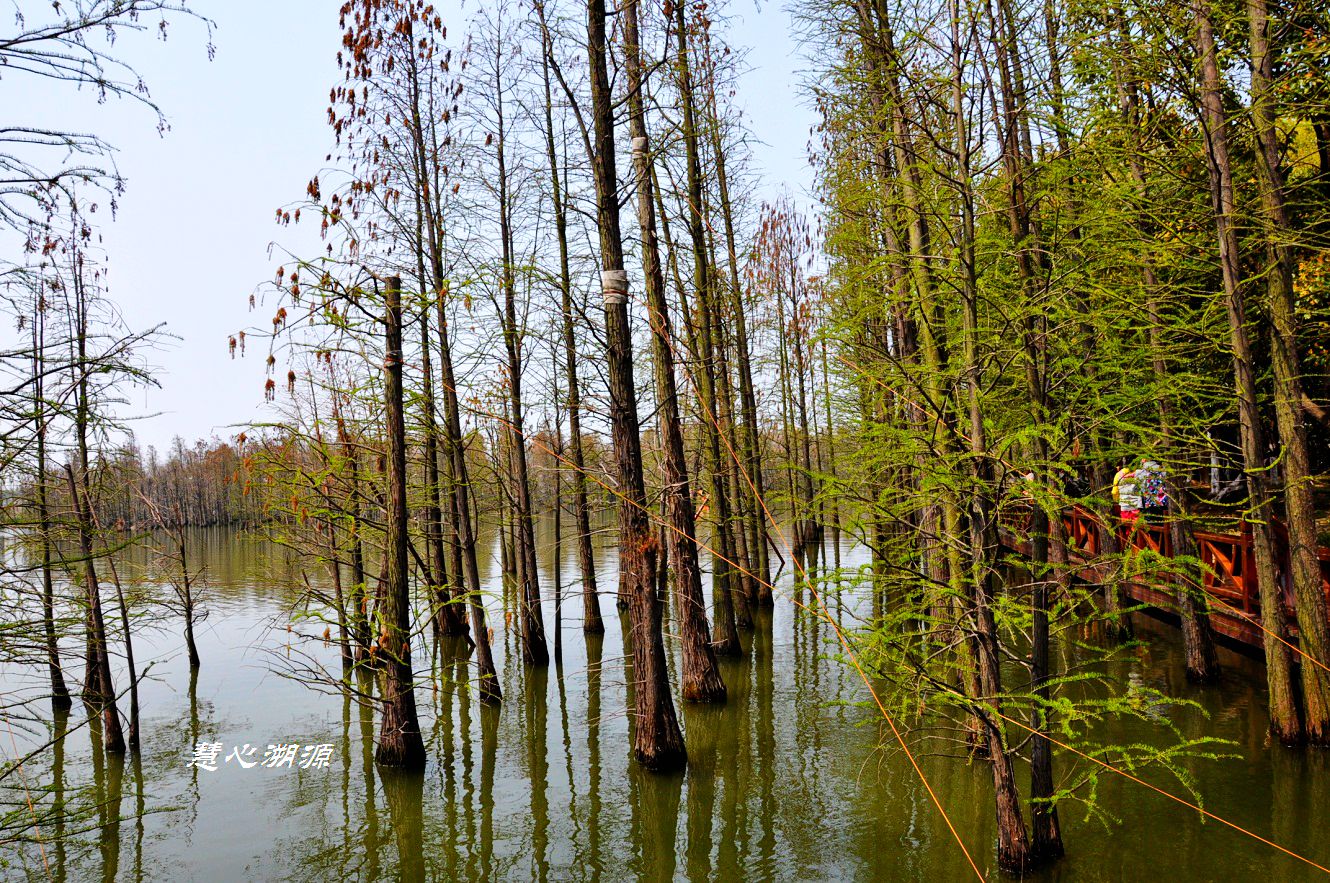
top-left (2, 527), bottom-right (1329, 880)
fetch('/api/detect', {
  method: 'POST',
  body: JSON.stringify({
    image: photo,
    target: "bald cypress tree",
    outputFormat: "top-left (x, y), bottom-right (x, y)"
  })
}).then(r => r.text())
top-left (585, 0), bottom-right (686, 770)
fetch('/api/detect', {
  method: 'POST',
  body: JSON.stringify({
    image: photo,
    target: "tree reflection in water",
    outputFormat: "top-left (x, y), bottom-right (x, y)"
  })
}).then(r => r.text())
top-left (2, 528), bottom-right (1328, 881)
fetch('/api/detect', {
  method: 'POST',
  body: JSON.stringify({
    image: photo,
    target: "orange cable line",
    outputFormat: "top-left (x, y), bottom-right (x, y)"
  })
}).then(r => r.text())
top-left (434, 301), bottom-right (1322, 878)
top-left (619, 305), bottom-right (1330, 876)
top-left (431, 363), bottom-right (988, 881)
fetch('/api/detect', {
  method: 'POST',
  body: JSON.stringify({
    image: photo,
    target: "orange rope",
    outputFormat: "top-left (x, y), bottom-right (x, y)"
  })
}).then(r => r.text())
top-left (984, 697), bottom-right (1330, 874)
top-left (437, 313), bottom-right (1329, 878)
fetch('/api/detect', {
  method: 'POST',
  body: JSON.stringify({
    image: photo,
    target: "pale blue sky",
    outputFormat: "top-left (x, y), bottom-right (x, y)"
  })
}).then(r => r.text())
top-left (19, 0), bottom-right (815, 453)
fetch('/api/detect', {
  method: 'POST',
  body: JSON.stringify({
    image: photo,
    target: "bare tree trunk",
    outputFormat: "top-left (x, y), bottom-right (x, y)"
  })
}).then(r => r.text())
top-left (420, 312), bottom-right (469, 640)
top-left (713, 278), bottom-right (756, 622)
top-left (623, 0), bottom-right (726, 704)
top-left (788, 274), bottom-right (818, 556)
top-left (587, 0), bottom-right (686, 770)
top-left (32, 303), bottom-right (71, 709)
top-left (328, 534), bottom-right (351, 675)
top-left (552, 408), bottom-right (564, 667)
top-left (1194, 0), bottom-right (1302, 744)
top-left (820, 339), bottom-right (842, 576)
top-left (91, 525), bottom-right (139, 753)
top-left (68, 268), bottom-right (125, 754)
top-left (64, 464), bottom-right (124, 754)
top-left (700, 60), bottom-right (771, 598)
top-left (375, 276), bottom-right (427, 769)
top-left (673, 0), bottom-right (744, 654)
top-left (1249, 0), bottom-right (1330, 743)
top-left (432, 289), bottom-right (500, 702)
top-left (493, 72), bottom-right (549, 669)
top-left (538, 33), bottom-right (604, 635)
top-left (337, 415), bottom-right (372, 663)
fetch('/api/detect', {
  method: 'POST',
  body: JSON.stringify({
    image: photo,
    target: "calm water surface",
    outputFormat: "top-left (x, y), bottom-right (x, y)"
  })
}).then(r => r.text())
top-left (1, 526), bottom-right (1327, 881)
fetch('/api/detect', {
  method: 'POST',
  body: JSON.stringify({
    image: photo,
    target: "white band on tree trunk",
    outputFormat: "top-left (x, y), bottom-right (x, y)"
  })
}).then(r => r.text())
top-left (631, 136), bottom-right (648, 155)
top-left (601, 269), bottom-right (629, 306)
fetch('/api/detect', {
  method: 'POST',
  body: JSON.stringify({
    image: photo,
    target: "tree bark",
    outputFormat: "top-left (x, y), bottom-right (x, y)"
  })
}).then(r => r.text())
top-left (420, 311), bottom-right (469, 640)
top-left (1193, 0), bottom-right (1302, 743)
top-left (64, 464), bottom-right (124, 754)
top-left (32, 303), bottom-right (71, 709)
top-left (68, 268), bottom-right (124, 754)
top-left (493, 68), bottom-right (549, 668)
top-left (375, 276), bottom-right (427, 769)
top-left (587, 0), bottom-right (686, 770)
top-left (1249, 0), bottom-right (1330, 743)
top-left (673, 0), bottom-right (744, 654)
top-left (432, 285), bottom-right (501, 704)
top-left (700, 59), bottom-right (771, 599)
top-left (538, 30), bottom-right (604, 636)
top-left (623, 0), bottom-right (726, 704)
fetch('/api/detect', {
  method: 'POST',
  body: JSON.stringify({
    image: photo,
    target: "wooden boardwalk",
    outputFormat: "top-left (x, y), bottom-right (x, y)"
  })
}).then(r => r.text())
top-left (1005, 505), bottom-right (1330, 654)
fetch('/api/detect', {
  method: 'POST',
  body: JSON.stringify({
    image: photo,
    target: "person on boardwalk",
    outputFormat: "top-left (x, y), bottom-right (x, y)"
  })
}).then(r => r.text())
top-left (1116, 464), bottom-right (1142, 524)
top-left (1112, 461), bottom-right (1135, 521)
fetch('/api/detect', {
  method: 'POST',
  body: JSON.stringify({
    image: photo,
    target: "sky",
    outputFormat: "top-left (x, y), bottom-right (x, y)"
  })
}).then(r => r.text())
top-left (13, 0), bottom-right (817, 454)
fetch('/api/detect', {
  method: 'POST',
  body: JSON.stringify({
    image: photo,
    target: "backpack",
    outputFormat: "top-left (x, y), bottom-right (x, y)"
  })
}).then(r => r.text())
top-left (1136, 461), bottom-right (1168, 508)
top-left (1117, 474), bottom-right (1142, 510)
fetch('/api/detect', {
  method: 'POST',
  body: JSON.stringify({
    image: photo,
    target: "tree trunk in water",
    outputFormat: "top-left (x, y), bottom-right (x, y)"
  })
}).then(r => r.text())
top-left (552, 413), bottom-right (564, 667)
top-left (339, 421), bottom-right (372, 663)
top-left (64, 464), bottom-right (125, 754)
top-left (1113, 15), bottom-right (1218, 678)
top-left (714, 292), bottom-right (757, 620)
top-left (375, 276), bottom-right (427, 769)
top-left (820, 339), bottom-right (842, 577)
top-left (96, 542), bottom-right (139, 753)
top-left (975, 566), bottom-right (1033, 874)
top-left (1194, 0), bottom-right (1302, 744)
top-left (434, 286), bottom-right (500, 703)
top-left (33, 312), bottom-right (71, 707)
top-left (988, 0), bottom-right (1062, 854)
top-left (420, 312), bottom-right (469, 640)
top-left (673, 0), bottom-right (743, 656)
top-left (329, 549), bottom-right (352, 675)
top-left (702, 69), bottom-right (770, 599)
top-left (1171, 491), bottom-right (1221, 682)
top-left (947, 0), bottom-right (991, 756)
top-left (1249, 0), bottom-right (1330, 743)
top-left (587, 0), bottom-right (686, 770)
top-left (1028, 510), bottom-right (1062, 862)
top-left (493, 76), bottom-right (549, 669)
top-left (538, 31), bottom-right (604, 636)
top-left (623, 0), bottom-right (726, 705)
top-left (67, 273), bottom-right (125, 753)
top-left (789, 288), bottom-right (817, 554)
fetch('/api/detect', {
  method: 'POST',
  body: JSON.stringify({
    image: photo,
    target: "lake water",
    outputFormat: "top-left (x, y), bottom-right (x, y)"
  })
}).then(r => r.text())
top-left (1, 525), bottom-right (1327, 881)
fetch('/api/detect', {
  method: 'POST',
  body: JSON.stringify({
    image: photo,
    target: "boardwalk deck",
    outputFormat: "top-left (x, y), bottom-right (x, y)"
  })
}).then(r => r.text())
top-left (1003, 505), bottom-right (1330, 655)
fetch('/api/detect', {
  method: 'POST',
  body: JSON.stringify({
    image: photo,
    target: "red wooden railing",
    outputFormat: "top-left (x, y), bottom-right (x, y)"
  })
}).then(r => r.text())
top-left (1003, 503), bottom-right (1330, 650)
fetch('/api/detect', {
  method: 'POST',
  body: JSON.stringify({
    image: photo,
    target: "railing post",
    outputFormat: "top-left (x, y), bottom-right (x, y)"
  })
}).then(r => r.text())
top-left (1240, 518), bottom-right (1255, 615)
